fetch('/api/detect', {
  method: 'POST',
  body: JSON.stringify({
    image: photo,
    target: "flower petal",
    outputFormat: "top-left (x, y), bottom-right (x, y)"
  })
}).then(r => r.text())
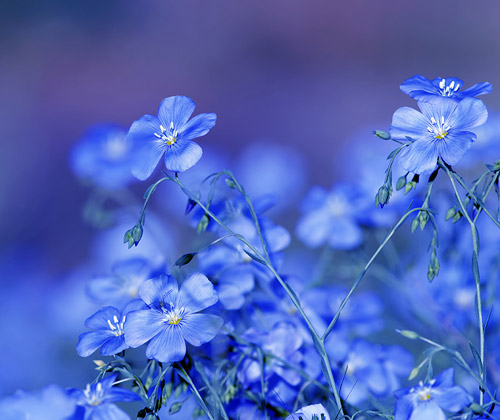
top-left (177, 272), bottom-right (218, 313)
top-left (100, 335), bottom-right (128, 356)
top-left (398, 139), bottom-right (439, 174)
top-left (123, 309), bottom-right (165, 348)
top-left (394, 394), bottom-right (414, 420)
top-left (91, 403), bottom-right (130, 420)
top-left (327, 217), bottom-right (363, 250)
top-left (164, 140), bottom-right (202, 172)
top-left (389, 107), bottom-right (429, 141)
top-left (433, 385), bottom-right (473, 412)
top-left (77, 331), bottom-right (113, 357)
top-left (146, 326), bottom-right (186, 362)
top-left (180, 313), bottom-right (223, 346)
top-left (178, 113), bottom-right (217, 141)
top-left (157, 96), bottom-right (196, 129)
top-left (409, 401), bottom-right (446, 420)
top-left (400, 75), bottom-right (437, 97)
top-left (437, 130), bottom-right (475, 166)
top-left (451, 97), bottom-right (488, 130)
top-left (139, 275), bottom-right (178, 308)
top-left (457, 82), bottom-right (492, 99)
top-left (126, 114), bottom-right (165, 181)
top-left (84, 307), bottom-right (122, 330)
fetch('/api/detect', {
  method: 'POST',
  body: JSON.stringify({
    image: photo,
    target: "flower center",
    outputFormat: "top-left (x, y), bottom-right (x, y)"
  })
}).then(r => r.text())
top-left (411, 381), bottom-right (435, 402)
top-left (438, 78), bottom-right (461, 97)
top-left (107, 315), bottom-right (126, 337)
top-left (84, 383), bottom-right (104, 406)
top-left (154, 121), bottom-right (178, 146)
top-left (427, 116), bottom-right (450, 140)
top-left (163, 302), bottom-right (185, 325)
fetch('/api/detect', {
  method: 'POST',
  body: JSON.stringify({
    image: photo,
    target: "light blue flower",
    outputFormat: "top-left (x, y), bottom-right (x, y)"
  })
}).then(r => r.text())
top-left (77, 300), bottom-right (146, 357)
top-left (390, 97), bottom-right (488, 174)
top-left (69, 374), bottom-right (140, 420)
top-left (400, 75), bottom-right (492, 103)
top-left (286, 404), bottom-right (330, 420)
top-left (394, 368), bottom-right (472, 420)
top-left (127, 96), bottom-right (216, 179)
top-left (124, 273), bottom-right (223, 363)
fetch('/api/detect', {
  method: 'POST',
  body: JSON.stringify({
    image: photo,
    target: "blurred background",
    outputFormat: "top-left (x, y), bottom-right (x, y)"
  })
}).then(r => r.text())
top-left (1, 0), bottom-right (500, 395)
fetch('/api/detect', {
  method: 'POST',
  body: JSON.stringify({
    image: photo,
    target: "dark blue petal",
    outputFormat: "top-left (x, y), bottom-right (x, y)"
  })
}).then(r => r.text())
top-left (178, 113), bottom-right (217, 141)
top-left (77, 331), bottom-right (113, 357)
top-left (180, 313), bottom-right (223, 346)
top-left (437, 130), bottom-right (475, 166)
top-left (390, 107), bottom-right (429, 141)
top-left (139, 275), bottom-right (178, 308)
top-left (400, 75), bottom-right (438, 97)
top-left (176, 273), bottom-right (218, 313)
top-left (103, 388), bottom-right (141, 403)
top-left (394, 394), bottom-right (414, 420)
top-left (126, 114), bottom-right (165, 180)
top-left (146, 327), bottom-right (186, 362)
top-left (100, 335), bottom-right (128, 356)
top-left (398, 138), bottom-right (439, 174)
top-left (123, 309), bottom-right (165, 348)
top-left (433, 367), bottom-right (455, 388)
top-left (157, 96), bottom-right (196, 129)
top-left (84, 307), bottom-right (122, 330)
top-left (164, 140), bottom-right (202, 172)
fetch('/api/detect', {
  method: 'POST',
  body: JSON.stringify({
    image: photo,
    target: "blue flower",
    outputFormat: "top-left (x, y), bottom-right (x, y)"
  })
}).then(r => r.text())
top-left (77, 300), bottom-right (146, 357)
top-left (394, 368), bottom-right (472, 420)
top-left (286, 404), bottom-right (330, 420)
top-left (127, 96), bottom-right (216, 179)
top-left (71, 124), bottom-right (136, 189)
top-left (390, 97), bottom-right (488, 174)
top-left (124, 273), bottom-right (223, 363)
top-left (69, 374), bottom-right (140, 420)
top-left (400, 75), bottom-right (492, 103)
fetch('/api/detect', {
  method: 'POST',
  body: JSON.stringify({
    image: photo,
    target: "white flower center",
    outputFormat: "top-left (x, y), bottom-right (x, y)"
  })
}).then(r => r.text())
top-left (427, 115), bottom-right (451, 140)
top-left (84, 383), bottom-right (104, 406)
top-left (411, 380), bottom-right (435, 402)
top-left (163, 302), bottom-right (186, 325)
top-left (439, 78), bottom-right (461, 97)
top-left (154, 121), bottom-right (178, 145)
top-left (107, 315), bottom-right (126, 336)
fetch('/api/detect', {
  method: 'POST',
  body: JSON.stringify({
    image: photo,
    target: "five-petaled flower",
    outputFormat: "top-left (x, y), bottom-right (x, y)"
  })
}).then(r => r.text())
top-left (127, 95), bottom-right (217, 179)
top-left (390, 96), bottom-right (488, 174)
top-left (124, 273), bottom-right (223, 363)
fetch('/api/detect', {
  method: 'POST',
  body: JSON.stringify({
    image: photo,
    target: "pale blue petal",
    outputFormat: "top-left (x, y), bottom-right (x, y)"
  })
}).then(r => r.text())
top-left (219, 266), bottom-right (254, 293)
top-left (123, 309), bottom-right (165, 347)
top-left (164, 140), bottom-right (202, 172)
top-left (84, 307), bottom-right (122, 330)
top-left (77, 331), bottom-right (113, 357)
top-left (418, 97), bottom-right (458, 125)
top-left (390, 107), bottom-right (429, 141)
top-left (157, 96), bottom-right (196, 128)
top-left (180, 313), bottom-right (223, 346)
top-left (458, 82), bottom-right (492, 98)
top-left (264, 224), bottom-right (291, 253)
top-left (103, 387), bottom-right (141, 403)
top-left (139, 275), bottom-right (178, 308)
top-left (400, 75), bottom-right (437, 96)
top-left (217, 284), bottom-right (246, 310)
top-left (176, 273), bottom-right (218, 313)
top-left (433, 385), bottom-right (473, 412)
top-left (433, 367), bottom-right (454, 388)
top-left (100, 335), bottom-right (128, 356)
top-left (394, 394), bottom-right (414, 420)
top-left (178, 113), bottom-right (217, 141)
top-left (451, 97), bottom-right (488, 130)
top-left (410, 401), bottom-right (446, 420)
top-left (92, 403), bottom-right (130, 420)
top-left (146, 326), bottom-right (186, 362)
top-left (296, 210), bottom-right (332, 248)
top-left (398, 139), bottom-right (439, 174)
top-left (437, 130), bottom-right (475, 166)
top-left (328, 217), bottom-right (363, 250)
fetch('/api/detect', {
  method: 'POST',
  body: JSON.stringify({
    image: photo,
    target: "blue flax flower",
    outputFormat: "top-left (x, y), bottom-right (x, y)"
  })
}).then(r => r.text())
top-left (124, 273), bottom-right (223, 363)
top-left (69, 374), bottom-right (140, 420)
top-left (394, 368), bottom-right (472, 420)
top-left (77, 300), bottom-right (146, 357)
top-left (286, 404), bottom-right (330, 420)
top-left (127, 96), bottom-right (216, 179)
top-left (390, 97), bottom-right (488, 174)
top-left (400, 75), bottom-right (492, 103)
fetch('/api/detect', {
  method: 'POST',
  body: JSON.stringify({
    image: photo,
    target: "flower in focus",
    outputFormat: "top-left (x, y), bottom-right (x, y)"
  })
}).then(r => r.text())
top-left (77, 300), bottom-right (146, 357)
top-left (126, 95), bottom-right (217, 179)
top-left (390, 97), bottom-right (488, 174)
top-left (400, 75), bottom-right (492, 103)
top-left (69, 374), bottom-right (140, 420)
top-left (394, 368), bottom-right (472, 420)
top-left (124, 273), bottom-right (223, 363)
top-left (286, 404), bottom-right (330, 420)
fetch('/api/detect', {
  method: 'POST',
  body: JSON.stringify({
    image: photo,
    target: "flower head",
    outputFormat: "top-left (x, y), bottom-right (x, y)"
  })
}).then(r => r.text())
top-left (390, 97), bottom-right (488, 174)
top-left (124, 273), bottom-right (223, 363)
top-left (400, 75), bottom-right (492, 103)
top-left (286, 404), bottom-right (330, 420)
top-left (127, 96), bottom-right (216, 179)
top-left (394, 368), bottom-right (472, 420)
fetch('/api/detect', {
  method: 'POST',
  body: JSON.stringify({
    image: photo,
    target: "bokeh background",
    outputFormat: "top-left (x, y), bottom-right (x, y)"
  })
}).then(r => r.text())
top-left (1, 0), bottom-right (500, 395)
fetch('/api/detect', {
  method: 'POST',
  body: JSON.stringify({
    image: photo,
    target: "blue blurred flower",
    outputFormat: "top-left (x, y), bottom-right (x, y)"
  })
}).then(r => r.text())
top-left (0, 385), bottom-right (77, 420)
top-left (400, 75), bottom-right (492, 103)
top-left (124, 273), bottom-right (223, 363)
top-left (127, 96), bottom-right (217, 179)
top-left (390, 97), bottom-right (488, 174)
top-left (77, 300), bottom-right (146, 357)
top-left (69, 374), bottom-right (140, 420)
top-left (394, 368), bottom-right (472, 420)
top-left (71, 124), bottom-right (136, 189)
top-left (286, 404), bottom-right (330, 420)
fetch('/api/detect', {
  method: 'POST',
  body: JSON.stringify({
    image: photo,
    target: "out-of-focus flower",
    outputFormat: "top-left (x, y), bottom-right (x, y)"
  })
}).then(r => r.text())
top-left (69, 374), bottom-right (140, 420)
top-left (286, 403), bottom-right (330, 420)
top-left (77, 300), bottom-right (146, 357)
top-left (390, 97), bottom-right (488, 174)
top-left (71, 124), bottom-right (136, 189)
top-left (127, 95), bottom-right (216, 179)
top-left (400, 75), bottom-right (492, 103)
top-left (394, 368), bottom-right (472, 420)
top-left (124, 273), bottom-right (223, 362)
